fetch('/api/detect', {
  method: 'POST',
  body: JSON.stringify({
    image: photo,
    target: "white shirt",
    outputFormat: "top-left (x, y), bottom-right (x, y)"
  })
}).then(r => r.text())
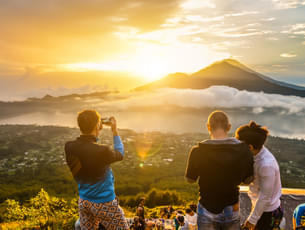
top-left (248, 146), bottom-right (282, 225)
top-left (185, 213), bottom-right (197, 227)
top-left (178, 220), bottom-right (189, 230)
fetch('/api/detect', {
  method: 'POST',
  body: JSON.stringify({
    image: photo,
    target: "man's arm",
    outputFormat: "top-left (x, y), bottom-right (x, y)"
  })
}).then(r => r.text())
top-left (111, 116), bottom-right (124, 157)
top-left (113, 135), bottom-right (124, 156)
top-left (247, 165), bottom-right (276, 225)
top-left (185, 146), bottom-right (199, 183)
top-left (103, 117), bottom-right (124, 164)
top-left (64, 143), bottom-right (81, 178)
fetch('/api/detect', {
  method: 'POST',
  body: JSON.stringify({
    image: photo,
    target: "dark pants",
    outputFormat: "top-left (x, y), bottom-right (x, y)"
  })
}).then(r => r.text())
top-left (256, 206), bottom-right (283, 230)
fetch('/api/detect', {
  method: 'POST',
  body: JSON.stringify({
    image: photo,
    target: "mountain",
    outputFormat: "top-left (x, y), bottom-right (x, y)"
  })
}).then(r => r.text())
top-left (0, 70), bottom-right (146, 101)
top-left (135, 59), bottom-right (305, 97)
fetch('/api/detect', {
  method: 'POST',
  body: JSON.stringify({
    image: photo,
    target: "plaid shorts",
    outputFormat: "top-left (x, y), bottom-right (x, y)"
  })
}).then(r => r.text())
top-left (79, 198), bottom-right (129, 230)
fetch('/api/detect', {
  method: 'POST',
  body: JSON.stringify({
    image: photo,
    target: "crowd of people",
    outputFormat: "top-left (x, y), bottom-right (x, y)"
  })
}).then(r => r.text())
top-left (127, 202), bottom-right (305, 230)
top-left (128, 203), bottom-right (198, 230)
top-left (66, 109), bottom-right (305, 230)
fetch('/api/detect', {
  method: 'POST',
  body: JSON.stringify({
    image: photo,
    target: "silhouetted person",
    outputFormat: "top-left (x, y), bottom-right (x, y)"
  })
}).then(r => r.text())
top-left (177, 215), bottom-right (189, 230)
top-left (130, 216), bottom-right (143, 230)
top-left (185, 110), bottom-right (253, 230)
top-left (236, 121), bottom-right (283, 230)
top-left (65, 110), bottom-right (128, 230)
top-left (136, 198), bottom-right (146, 230)
top-left (185, 208), bottom-right (197, 230)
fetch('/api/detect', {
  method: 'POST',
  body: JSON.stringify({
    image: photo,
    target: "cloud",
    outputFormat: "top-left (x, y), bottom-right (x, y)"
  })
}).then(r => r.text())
top-left (0, 0), bottom-right (183, 64)
top-left (281, 23), bottom-right (305, 36)
top-left (102, 86), bottom-right (305, 114)
top-left (180, 0), bottom-right (215, 9)
top-left (224, 11), bottom-right (259, 17)
top-left (280, 53), bottom-right (297, 58)
top-left (267, 37), bottom-right (279, 41)
top-left (0, 85), bottom-right (108, 101)
top-left (0, 0), bottom-right (305, 84)
top-left (261, 17), bottom-right (276, 21)
top-left (272, 0), bottom-right (305, 9)
top-left (0, 69), bottom-right (146, 101)
top-left (158, 1), bottom-right (282, 54)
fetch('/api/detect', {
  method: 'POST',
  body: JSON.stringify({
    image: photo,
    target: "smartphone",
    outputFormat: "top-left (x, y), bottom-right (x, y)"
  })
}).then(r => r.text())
top-left (101, 117), bottom-right (112, 125)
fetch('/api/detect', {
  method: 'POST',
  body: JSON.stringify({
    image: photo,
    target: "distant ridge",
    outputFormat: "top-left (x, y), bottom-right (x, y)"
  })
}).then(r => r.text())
top-left (135, 59), bottom-right (305, 97)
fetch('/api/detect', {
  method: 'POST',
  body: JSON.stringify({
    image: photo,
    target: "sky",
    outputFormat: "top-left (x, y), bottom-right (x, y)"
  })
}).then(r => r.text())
top-left (0, 0), bottom-right (305, 100)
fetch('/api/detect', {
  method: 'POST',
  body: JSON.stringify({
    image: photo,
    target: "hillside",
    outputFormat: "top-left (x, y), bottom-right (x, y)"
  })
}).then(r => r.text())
top-left (0, 70), bottom-right (147, 101)
top-left (1, 189), bottom-right (304, 230)
top-left (135, 59), bottom-right (305, 97)
top-left (0, 125), bottom-right (304, 204)
top-left (0, 90), bottom-right (122, 120)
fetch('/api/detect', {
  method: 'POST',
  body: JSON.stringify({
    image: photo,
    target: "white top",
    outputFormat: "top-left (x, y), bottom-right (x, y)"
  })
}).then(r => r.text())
top-left (248, 146), bottom-right (282, 225)
top-left (178, 219), bottom-right (189, 230)
top-left (185, 213), bottom-right (197, 226)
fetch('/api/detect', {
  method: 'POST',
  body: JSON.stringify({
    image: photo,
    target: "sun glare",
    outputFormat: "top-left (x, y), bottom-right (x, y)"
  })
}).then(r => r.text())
top-left (62, 55), bottom-right (170, 82)
top-left (132, 55), bottom-right (169, 82)
top-left (63, 61), bottom-right (168, 82)
top-left (61, 41), bottom-right (227, 82)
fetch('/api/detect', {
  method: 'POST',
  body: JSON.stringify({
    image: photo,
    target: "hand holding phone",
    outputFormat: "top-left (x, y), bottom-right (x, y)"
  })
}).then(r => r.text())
top-left (101, 117), bottom-right (118, 135)
top-left (101, 117), bottom-right (112, 126)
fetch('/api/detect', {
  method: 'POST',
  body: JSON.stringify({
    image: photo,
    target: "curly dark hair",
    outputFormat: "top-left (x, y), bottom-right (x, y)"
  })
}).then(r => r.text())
top-left (235, 121), bottom-right (269, 150)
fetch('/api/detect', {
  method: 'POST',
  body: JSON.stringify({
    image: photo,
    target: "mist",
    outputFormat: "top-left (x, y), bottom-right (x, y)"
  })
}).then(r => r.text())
top-left (0, 86), bottom-right (304, 138)
top-left (101, 86), bottom-right (305, 115)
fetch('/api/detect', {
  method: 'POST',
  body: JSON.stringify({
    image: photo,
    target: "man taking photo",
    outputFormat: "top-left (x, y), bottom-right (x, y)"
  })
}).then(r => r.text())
top-left (185, 110), bottom-right (253, 230)
top-left (65, 110), bottom-right (128, 230)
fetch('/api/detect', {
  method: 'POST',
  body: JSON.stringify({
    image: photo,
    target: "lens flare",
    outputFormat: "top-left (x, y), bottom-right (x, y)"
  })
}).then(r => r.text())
top-left (135, 134), bottom-right (153, 160)
top-left (132, 133), bottom-right (163, 163)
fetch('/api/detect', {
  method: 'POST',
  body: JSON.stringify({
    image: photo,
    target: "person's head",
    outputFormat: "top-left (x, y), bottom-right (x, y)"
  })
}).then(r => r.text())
top-left (189, 204), bottom-right (197, 213)
top-left (235, 121), bottom-right (269, 154)
top-left (146, 221), bottom-right (155, 230)
top-left (185, 208), bottom-right (194, 215)
top-left (177, 210), bottom-right (184, 215)
top-left (77, 110), bottom-right (101, 136)
top-left (156, 221), bottom-right (163, 230)
top-left (134, 216), bottom-right (139, 223)
top-left (139, 197), bottom-right (145, 206)
top-left (177, 216), bottom-right (184, 225)
top-left (207, 110), bottom-right (231, 137)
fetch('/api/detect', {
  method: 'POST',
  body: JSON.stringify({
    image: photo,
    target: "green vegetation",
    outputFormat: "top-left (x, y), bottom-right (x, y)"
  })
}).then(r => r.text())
top-left (119, 189), bottom-right (183, 208)
top-left (0, 188), bottom-right (184, 229)
top-left (0, 189), bottom-right (78, 229)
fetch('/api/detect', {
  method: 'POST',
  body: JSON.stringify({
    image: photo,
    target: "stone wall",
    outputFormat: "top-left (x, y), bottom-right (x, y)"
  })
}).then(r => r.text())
top-left (240, 192), bottom-right (305, 230)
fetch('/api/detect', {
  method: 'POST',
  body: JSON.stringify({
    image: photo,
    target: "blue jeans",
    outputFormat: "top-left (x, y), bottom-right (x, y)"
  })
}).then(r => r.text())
top-left (197, 203), bottom-right (240, 230)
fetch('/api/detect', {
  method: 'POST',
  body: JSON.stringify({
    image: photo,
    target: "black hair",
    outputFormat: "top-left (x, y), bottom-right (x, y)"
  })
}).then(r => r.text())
top-left (177, 216), bottom-right (184, 223)
top-left (185, 208), bottom-right (192, 214)
top-left (189, 204), bottom-right (197, 213)
top-left (235, 121), bottom-right (269, 150)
